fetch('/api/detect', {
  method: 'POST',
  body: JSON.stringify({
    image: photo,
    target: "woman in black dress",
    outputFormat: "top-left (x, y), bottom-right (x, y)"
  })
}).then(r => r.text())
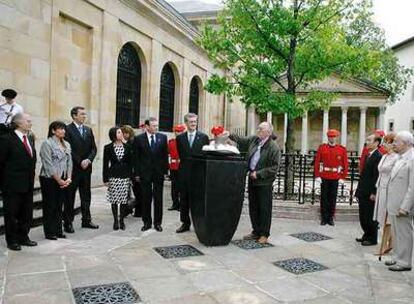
top-left (103, 127), bottom-right (133, 230)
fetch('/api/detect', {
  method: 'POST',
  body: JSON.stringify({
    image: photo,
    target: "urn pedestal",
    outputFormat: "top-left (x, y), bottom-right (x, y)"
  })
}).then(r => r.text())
top-left (189, 153), bottom-right (247, 246)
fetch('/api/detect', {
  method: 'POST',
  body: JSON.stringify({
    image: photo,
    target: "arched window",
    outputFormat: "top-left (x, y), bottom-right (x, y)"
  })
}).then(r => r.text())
top-left (159, 64), bottom-right (175, 131)
top-left (189, 77), bottom-right (199, 115)
top-left (116, 43), bottom-right (141, 126)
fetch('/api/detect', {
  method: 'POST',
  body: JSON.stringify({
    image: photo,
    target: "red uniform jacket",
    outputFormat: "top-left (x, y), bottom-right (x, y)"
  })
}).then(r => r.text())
top-left (359, 145), bottom-right (386, 174)
top-left (314, 144), bottom-right (348, 180)
top-left (168, 138), bottom-right (180, 171)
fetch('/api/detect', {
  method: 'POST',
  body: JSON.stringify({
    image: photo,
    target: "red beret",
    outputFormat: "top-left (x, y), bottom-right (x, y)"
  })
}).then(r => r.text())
top-left (211, 125), bottom-right (225, 136)
top-left (174, 124), bottom-right (186, 132)
top-left (327, 129), bottom-right (339, 138)
top-left (374, 129), bottom-right (385, 137)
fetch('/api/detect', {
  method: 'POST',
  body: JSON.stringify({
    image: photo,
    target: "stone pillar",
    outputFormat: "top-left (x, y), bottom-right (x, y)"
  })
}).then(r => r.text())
top-left (266, 112), bottom-right (272, 124)
top-left (341, 106), bottom-right (348, 146)
top-left (283, 113), bottom-right (288, 151)
top-left (359, 106), bottom-right (367, 152)
top-left (322, 109), bottom-right (329, 143)
top-left (377, 106), bottom-right (385, 130)
top-left (301, 111), bottom-right (308, 154)
top-left (247, 105), bottom-right (256, 135)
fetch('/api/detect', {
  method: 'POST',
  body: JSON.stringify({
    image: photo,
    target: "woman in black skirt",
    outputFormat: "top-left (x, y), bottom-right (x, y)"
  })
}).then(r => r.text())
top-left (103, 127), bottom-right (133, 230)
top-left (39, 121), bottom-right (72, 240)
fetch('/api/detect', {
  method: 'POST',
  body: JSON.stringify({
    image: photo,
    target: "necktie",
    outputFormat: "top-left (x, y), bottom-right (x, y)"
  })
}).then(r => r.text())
top-left (23, 135), bottom-right (32, 157)
top-left (78, 125), bottom-right (84, 137)
top-left (189, 133), bottom-right (194, 148)
top-left (150, 135), bottom-right (155, 150)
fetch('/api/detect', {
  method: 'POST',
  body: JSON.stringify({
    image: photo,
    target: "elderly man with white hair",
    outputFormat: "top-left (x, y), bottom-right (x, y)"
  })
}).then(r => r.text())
top-left (230, 122), bottom-right (281, 244)
top-left (386, 130), bottom-right (414, 271)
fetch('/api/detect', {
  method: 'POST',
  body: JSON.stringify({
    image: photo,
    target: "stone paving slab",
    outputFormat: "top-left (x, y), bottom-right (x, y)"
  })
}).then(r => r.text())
top-left (0, 186), bottom-right (413, 303)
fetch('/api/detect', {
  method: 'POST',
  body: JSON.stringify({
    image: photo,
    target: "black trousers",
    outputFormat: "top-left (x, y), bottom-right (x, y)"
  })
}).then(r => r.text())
top-left (180, 178), bottom-right (191, 227)
top-left (170, 170), bottom-right (180, 209)
top-left (358, 196), bottom-right (378, 242)
top-left (141, 178), bottom-right (164, 226)
top-left (320, 179), bottom-right (339, 221)
top-left (132, 180), bottom-right (142, 216)
top-left (40, 177), bottom-right (64, 237)
top-left (2, 190), bottom-right (33, 245)
top-left (64, 170), bottom-right (92, 224)
top-left (248, 182), bottom-right (273, 237)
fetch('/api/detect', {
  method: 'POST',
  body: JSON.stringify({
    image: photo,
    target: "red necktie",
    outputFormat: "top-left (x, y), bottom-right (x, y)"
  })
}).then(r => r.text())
top-left (23, 135), bottom-right (32, 157)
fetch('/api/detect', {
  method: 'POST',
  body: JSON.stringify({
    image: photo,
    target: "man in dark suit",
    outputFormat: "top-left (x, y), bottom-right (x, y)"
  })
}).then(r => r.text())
top-left (175, 113), bottom-right (209, 233)
top-left (133, 117), bottom-right (168, 232)
top-left (356, 134), bottom-right (383, 246)
top-left (0, 113), bottom-right (37, 251)
top-left (64, 106), bottom-right (99, 233)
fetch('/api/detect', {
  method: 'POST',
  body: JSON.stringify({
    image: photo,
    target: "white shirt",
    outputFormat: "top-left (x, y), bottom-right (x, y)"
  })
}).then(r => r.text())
top-left (14, 129), bottom-right (32, 155)
top-left (146, 132), bottom-right (156, 145)
top-left (0, 102), bottom-right (23, 124)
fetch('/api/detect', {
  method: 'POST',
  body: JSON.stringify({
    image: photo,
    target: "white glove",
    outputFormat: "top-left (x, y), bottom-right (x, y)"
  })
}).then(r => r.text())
top-left (338, 179), bottom-right (345, 184)
top-left (315, 177), bottom-right (322, 183)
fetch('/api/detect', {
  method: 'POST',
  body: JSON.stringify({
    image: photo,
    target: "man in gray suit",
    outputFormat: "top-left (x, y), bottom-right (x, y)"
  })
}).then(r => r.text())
top-left (386, 131), bottom-right (414, 271)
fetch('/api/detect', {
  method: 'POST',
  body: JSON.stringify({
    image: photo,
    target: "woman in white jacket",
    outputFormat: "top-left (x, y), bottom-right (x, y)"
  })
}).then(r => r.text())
top-left (373, 133), bottom-right (398, 254)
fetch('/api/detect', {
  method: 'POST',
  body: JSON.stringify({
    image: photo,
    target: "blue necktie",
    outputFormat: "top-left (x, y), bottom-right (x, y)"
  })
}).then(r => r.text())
top-left (78, 126), bottom-right (84, 137)
top-left (189, 133), bottom-right (194, 148)
top-left (150, 135), bottom-right (155, 150)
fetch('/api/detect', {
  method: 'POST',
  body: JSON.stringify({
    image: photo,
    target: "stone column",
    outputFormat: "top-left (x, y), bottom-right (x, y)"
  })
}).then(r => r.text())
top-left (322, 109), bottom-right (329, 143)
top-left (266, 112), bottom-right (272, 124)
top-left (377, 106), bottom-right (386, 130)
top-left (341, 106), bottom-right (348, 146)
top-left (301, 111), bottom-right (308, 154)
top-left (283, 113), bottom-right (288, 151)
top-left (247, 105), bottom-right (256, 135)
top-left (359, 106), bottom-right (367, 152)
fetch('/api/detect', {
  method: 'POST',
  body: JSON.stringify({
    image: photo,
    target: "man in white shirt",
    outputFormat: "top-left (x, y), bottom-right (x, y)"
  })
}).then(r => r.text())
top-left (0, 89), bottom-right (23, 135)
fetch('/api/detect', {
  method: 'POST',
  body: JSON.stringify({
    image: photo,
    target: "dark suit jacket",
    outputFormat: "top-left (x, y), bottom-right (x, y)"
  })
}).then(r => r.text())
top-left (133, 132), bottom-right (168, 181)
top-left (0, 132), bottom-right (36, 193)
top-left (65, 122), bottom-right (97, 173)
top-left (176, 131), bottom-right (210, 183)
top-left (102, 143), bottom-right (133, 183)
top-left (356, 149), bottom-right (382, 199)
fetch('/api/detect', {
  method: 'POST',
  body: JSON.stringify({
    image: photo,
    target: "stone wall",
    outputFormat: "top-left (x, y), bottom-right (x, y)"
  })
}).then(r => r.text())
top-left (0, 0), bottom-right (247, 185)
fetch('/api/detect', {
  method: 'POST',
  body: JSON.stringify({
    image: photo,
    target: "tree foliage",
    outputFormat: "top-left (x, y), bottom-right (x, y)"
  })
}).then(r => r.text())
top-left (199, 0), bottom-right (412, 133)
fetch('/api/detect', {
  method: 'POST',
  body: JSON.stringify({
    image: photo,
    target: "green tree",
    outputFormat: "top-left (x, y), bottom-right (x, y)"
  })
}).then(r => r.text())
top-left (199, 0), bottom-right (411, 153)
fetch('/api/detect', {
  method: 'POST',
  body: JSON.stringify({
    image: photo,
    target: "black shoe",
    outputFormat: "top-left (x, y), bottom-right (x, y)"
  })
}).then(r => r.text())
top-left (176, 224), bottom-right (190, 233)
top-left (355, 237), bottom-right (364, 242)
top-left (120, 220), bottom-right (125, 230)
top-left (19, 239), bottom-right (38, 246)
top-left (327, 219), bottom-right (335, 226)
top-left (7, 243), bottom-right (21, 251)
top-left (113, 221), bottom-right (119, 230)
top-left (361, 240), bottom-right (377, 246)
top-left (320, 220), bottom-right (327, 226)
top-left (82, 222), bottom-right (99, 229)
top-left (46, 236), bottom-right (58, 240)
top-left (389, 265), bottom-right (412, 272)
top-left (168, 206), bottom-right (179, 211)
top-left (64, 223), bottom-right (74, 233)
top-left (57, 234), bottom-right (66, 239)
top-left (154, 225), bottom-right (163, 232)
top-left (141, 224), bottom-right (151, 232)
top-left (385, 260), bottom-right (397, 266)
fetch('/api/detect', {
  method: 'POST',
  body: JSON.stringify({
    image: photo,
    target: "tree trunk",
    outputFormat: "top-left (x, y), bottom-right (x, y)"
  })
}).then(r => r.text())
top-left (283, 116), bottom-right (296, 199)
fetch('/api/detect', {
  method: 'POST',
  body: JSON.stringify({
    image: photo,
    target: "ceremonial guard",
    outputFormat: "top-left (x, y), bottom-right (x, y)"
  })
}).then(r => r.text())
top-left (168, 124), bottom-right (186, 211)
top-left (314, 129), bottom-right (348, 226)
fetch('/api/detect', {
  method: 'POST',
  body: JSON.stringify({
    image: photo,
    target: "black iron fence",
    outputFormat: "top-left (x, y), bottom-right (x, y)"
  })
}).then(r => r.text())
top-left (271, 153), bottom-right (360, 205)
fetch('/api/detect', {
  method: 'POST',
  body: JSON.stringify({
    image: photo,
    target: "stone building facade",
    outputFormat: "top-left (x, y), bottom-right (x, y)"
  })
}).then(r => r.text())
top-left (0, 0), bottom-right (247, 182)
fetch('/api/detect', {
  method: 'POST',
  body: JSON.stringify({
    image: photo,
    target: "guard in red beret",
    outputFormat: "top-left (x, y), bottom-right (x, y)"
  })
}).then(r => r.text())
top-left (167, 124), bottom-right (186, 211)
top-left (314, 129), bottom-right (348, 226)
top-left (359, 129), bottom-right (386, 174)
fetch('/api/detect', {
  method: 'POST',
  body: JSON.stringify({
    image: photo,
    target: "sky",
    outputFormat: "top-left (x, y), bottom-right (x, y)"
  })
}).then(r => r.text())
top-left (171, 0), bottom-right (414, 46)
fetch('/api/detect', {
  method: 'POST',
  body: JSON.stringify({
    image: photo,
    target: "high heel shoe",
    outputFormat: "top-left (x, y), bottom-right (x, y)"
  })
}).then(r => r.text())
top-left (119, 218), bottom-right (125, 230)
top-left (113, 219), bottom-right (119, 230)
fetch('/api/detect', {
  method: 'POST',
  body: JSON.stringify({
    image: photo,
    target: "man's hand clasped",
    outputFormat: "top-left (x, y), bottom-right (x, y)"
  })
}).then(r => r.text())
top-left (81, 159), bottom-right (91, 170)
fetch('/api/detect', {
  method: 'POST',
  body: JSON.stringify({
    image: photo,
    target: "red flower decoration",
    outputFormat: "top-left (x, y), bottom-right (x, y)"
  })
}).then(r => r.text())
top-left (211, 125), bottom-right (225, 136)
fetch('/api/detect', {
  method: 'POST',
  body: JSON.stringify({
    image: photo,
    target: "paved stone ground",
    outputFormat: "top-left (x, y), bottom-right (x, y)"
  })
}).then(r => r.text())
top-left (1, 186), bottom-right (413, 304)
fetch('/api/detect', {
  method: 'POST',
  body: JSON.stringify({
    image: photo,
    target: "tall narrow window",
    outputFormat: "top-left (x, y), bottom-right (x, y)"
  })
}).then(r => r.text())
top-left (189, 77), bottom-right (199, 115)
top-left (116, 43), bottom-right (141, 126)
top-left (159, 64), bottom-right (175, 131)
